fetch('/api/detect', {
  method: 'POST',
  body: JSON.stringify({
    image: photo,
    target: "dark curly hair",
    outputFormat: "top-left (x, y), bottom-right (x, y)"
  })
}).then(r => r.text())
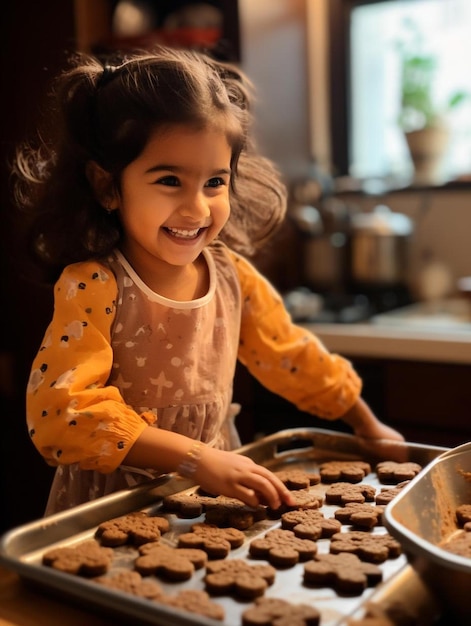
top-left (12, 45), bottom-right (287, 283)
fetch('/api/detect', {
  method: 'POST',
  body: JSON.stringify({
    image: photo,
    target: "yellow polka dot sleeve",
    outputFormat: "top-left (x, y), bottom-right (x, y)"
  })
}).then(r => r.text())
top-left (25, 261), bottom-right (154, 472)
top-left (233, 252), bottom-right (362, 419)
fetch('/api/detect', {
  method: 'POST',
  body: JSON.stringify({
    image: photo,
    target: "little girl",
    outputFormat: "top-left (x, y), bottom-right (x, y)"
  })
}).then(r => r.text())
top-left (15, 46), bottom-right (403, 515)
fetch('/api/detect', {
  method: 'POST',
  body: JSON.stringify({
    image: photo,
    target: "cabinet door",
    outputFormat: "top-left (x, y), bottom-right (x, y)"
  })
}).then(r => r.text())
top-left (383, 360), bottom-right (471, 447)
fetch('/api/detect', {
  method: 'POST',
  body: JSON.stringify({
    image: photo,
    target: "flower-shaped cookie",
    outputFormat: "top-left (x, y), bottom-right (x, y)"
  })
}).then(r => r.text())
top-left (242, 597), bottom-right (320, 626)
top-left (249, 528), bottom-right (318, 567)
top-left (375, 481), bottom-right (410, 505)
top-left (268, 489), bottom-right (324, 518)
top-left (95, 511), bottom-right (170, 547)
top-left (334, 502), bottom-right (385, 529)
top-left (135, 541), bottom-right (207, 581)
top-left (325, 482), bottom-right (376, 505)
top-left (95, 569), bottom-right (163, 598)
top-left (43, 539), bottom-right (114, 577)
top-left (375, 461), bottom-right (422, 484)
top-left (95, 572), bottom-right (225, 620)
top-left (329, 530), bottom-right (401, 563)
top-left (319, 460), bottom-right (372, 483)
top-left (161, 589), bottom-right (225, 621)
top-left (274, 468), bottom-right (321, 489)
top-left (204, 558), bottom-right (276, 600)
top-left (281, 508), bottom-right (341, 539)
top-left (304, 552), bottom-right (382, 595)
top-left (177, 522), bottom-right (245, 559)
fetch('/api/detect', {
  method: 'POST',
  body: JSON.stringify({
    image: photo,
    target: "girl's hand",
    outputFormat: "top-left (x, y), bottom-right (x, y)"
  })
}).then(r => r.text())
top-left (194, 447), bottom-right (295, 510)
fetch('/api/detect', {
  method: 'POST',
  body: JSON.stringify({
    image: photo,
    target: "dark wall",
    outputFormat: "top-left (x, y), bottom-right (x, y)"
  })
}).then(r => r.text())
top-left (1, 2), bottom-right (77, 533)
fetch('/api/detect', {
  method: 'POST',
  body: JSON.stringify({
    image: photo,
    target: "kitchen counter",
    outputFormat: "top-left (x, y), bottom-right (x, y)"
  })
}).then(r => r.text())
top-left (0, 565), bottom-right (114, 626)
top-left (304, 321), bottom-right (471, 364)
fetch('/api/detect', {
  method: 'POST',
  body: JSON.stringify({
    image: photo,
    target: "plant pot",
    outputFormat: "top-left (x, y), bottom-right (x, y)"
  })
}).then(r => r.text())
top-left (405, 124), bottom-right (450, 186)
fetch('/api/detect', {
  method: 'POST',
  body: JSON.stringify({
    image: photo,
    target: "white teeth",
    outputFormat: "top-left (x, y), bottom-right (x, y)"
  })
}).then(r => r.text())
top-left (166, 227), bottom-right (200, 238)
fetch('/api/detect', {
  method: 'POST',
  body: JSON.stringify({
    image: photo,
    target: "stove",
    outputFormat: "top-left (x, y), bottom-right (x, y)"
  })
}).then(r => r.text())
top-left (284, 286), bottom-right (412, 324)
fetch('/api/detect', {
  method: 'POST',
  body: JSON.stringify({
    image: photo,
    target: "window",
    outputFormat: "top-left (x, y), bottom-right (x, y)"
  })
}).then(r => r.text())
top-left (314, 0), bottom-right (471, 186)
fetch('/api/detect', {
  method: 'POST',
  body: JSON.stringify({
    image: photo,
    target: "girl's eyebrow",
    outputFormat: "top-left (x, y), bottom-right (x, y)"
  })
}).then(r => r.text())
top-left (145, 164), bottom-right (232, 176)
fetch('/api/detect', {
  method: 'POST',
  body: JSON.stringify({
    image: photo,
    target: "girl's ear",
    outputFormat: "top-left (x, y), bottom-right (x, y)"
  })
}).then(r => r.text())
top-left (86, 161), bottom-right (119, 210)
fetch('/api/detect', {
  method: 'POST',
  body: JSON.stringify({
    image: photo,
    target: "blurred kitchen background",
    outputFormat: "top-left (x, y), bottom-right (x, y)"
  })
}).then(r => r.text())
top-left (1, 0), bottom-right (470, 532)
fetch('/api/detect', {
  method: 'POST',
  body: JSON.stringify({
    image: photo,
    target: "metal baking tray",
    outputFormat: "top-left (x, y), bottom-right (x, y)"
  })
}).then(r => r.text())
top-left (384, 442), bottom-right (471, 625)
top-left (0, 428), bottom-right (448, 626)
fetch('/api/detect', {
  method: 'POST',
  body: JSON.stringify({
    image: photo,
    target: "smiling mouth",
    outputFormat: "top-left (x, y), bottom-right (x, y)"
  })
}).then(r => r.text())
top-left (164, 227), bottom-right (204, 240)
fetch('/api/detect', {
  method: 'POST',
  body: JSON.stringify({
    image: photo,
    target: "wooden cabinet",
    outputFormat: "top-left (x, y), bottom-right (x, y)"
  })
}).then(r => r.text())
top-left (233, 358), bottom-right (471, 449)
top-left (376, 359), bottom-right (470, 447)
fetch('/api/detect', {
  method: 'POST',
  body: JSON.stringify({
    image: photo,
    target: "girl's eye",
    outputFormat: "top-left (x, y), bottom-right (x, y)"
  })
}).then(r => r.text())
top-left (205, 177), bottom-right (226, 188)
top-left (157, 175), bottom-right (180, 186)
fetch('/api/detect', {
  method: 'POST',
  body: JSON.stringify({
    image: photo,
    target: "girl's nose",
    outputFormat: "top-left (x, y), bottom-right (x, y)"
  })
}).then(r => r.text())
top-left (178, 191), bottom-right (211, 219)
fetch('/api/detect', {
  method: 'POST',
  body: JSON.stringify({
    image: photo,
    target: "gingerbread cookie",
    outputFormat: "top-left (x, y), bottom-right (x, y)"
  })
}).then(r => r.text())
top-left (161, 492), bottom-right (205, 518)
top-left (325, 482), bottom-right (376, 505)
top-left (329, 530), bottom-right (402, 563)
top-left (95, 569), bottom-right (163, 599)
top-left (204, 559), bottom-right (276, 599)
top-left (242, 597), bottom-right (320, 626)
top-left (160, 589), bottom-right (225, 621)
top-left (135, 542), bottom-right (207, 581)
top-left (43, 540), bottom-right (113, 577)
top-left (177, 522), bottom-right (244, 559)
top-left (304, 552), bottom-right (382, 595)
top-left (375, 461), bottom-right (422, 484)
top-left (319, 460), bottom-right (371, 483)
top-left (281, 508), bottom-right (341, 539)
top-left (249, 528), bottom-right (318, 567)
top-left (162, 492), bottom-right (267, 529)
top-left (203, 495), bottom-right (267, 529)
top-left (274, 468), bottom-right (321, 490)
top-left (95, 511), bottom-right (169, 547)
top-left (375, 481), bottom-right (410, 505)
top-left (268, 490), bottom-right (324, 518)
top-left (334, 503), bottom-right (384, 529)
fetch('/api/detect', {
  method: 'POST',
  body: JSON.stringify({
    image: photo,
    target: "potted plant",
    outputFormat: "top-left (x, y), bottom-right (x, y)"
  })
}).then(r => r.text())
top-left (397, 23), bottom-right (468, 185)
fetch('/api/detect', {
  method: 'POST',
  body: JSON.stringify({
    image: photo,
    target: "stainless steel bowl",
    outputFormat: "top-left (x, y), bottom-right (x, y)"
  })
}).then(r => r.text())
top-left (384, 442), bottom-right (471, 624)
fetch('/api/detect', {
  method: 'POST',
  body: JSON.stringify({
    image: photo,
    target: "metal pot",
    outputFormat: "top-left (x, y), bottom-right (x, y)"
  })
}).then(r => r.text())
top-left (290, 203), bottom-right (349, 291)
top-left (350, 205), bottom-right (413, 287)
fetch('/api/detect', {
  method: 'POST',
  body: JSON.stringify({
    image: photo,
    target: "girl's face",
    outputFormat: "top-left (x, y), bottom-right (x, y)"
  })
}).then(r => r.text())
top-left (114, 124), bottom-right (232, 274)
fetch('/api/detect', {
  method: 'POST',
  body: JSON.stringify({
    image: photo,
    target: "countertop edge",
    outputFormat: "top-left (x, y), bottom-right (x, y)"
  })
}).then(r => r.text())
top-left (302, 323), bottom-right (471, 364)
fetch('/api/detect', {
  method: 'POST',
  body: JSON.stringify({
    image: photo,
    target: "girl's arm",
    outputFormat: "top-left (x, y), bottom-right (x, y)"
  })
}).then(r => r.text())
top-left (340, 397), bottom-right (404, 441)
top-left (26, 261), bottom-right (152, 472)
top-left (232, 251), bottom-right (404, 441)
top-left (124, 427), bottom-right (294, 510)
